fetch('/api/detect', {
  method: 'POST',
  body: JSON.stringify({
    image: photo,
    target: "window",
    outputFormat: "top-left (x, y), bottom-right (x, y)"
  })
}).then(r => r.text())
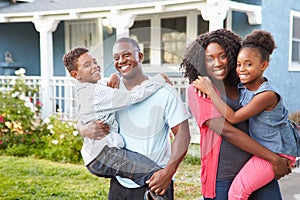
top-left (65, 20), bottom-right (102, 76)
top-left (130, 20), bottom-right (151, 64)
top-left (289, 11), bottom-right (300, 71)
top-left (65, 20), bottom-right (100, 53)
top-left (161, 17), bottom-right (186, 64)
top-left (197, 15), bottom-right (209, 35)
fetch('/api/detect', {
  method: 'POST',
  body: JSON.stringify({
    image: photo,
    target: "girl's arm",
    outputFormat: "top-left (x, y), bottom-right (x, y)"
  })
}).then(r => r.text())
top-left (193, 76), bottom-right (277, 124)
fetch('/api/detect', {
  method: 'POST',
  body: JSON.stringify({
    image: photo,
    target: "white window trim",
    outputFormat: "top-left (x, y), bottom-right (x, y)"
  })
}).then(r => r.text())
top-left (289, 10), bottom-right (300, 71)
top-left (134, 11), bottom-right (201, 74)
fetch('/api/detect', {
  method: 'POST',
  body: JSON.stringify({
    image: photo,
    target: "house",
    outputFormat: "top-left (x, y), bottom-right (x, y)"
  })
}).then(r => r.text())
top-left (0, 0), bottom-right (299, 120)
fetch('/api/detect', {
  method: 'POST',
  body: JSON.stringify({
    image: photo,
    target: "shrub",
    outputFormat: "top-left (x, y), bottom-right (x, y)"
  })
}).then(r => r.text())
top-left (289, 111), bottom-right (300, 125)
top-left (39, 114), bottom-right (82, 163)
top-left (0, 68), bottom-right (48, 155)
top-left (0, 69), bottom-right (83, 164)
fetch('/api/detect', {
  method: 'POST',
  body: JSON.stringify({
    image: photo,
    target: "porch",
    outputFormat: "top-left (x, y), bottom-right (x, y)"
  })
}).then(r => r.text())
top-left (0, 75), bottom-right (200, 143)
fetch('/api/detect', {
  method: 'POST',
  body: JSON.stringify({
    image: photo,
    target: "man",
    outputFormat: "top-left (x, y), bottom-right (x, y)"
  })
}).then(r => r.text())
top-left (79, 37), bottom-right (191, 200)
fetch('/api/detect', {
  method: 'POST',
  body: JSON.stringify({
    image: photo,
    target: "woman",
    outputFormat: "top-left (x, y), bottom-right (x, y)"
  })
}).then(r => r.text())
top-left (179, 29), bottom-right (290, 200)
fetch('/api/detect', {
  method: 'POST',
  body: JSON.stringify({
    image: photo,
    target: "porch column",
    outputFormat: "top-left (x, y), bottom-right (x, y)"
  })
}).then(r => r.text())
top-left (108, 14), bottom-right (135, 39)
top-left (200, 2), bottom-right (228, 31)
top-left (33, 19), bottom-right (60, 118)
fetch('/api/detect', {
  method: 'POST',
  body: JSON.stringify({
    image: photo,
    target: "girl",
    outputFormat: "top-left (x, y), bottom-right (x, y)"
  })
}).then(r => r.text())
top-left (194, 30), bottom-right (299, 200)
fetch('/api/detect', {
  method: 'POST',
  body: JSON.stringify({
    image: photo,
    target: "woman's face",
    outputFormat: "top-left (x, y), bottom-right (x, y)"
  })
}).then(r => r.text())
top-left (205, 42), bottom-right (230, 81)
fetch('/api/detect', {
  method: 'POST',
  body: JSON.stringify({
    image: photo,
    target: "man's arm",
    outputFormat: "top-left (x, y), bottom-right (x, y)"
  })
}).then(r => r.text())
top-left (207, 117), bottom-right (291, 179)
top-left (146, 119), bottom-right (191, 195)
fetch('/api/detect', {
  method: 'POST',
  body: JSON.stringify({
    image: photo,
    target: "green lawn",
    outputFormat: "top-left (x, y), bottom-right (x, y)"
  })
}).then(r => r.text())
top-left (0, 145), bottom-right (202, 200)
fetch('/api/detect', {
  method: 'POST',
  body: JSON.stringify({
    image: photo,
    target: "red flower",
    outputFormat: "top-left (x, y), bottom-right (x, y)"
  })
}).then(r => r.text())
top-left (0, 115), bottom-right (4, 123)
top-left (36, 100), bottom-right (43, 107)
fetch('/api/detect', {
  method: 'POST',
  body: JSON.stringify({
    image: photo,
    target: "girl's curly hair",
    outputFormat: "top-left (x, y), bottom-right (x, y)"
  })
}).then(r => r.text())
top-left (180, 29), bottom-right (241, 86)
top-left (242, 29), bottom-right (276, 62)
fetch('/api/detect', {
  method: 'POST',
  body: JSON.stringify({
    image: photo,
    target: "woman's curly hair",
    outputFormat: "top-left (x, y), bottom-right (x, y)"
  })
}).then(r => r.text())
top-left (180, 29), bottom-right (241, 86)
top-left (242, 29), bottom-right (276, 62)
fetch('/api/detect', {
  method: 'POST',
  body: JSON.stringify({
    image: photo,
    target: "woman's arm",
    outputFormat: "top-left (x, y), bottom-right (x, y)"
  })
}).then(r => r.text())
top-left (206, 117), bottom-right (291, 179)
top-left (193, 77), bottom-right (277, 124)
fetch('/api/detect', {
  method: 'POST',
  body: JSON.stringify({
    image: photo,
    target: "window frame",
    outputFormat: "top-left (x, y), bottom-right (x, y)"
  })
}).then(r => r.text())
top-left (289, 10), bottom-right (300, 71)
top-left (133, 11), bottom-right (201, 74)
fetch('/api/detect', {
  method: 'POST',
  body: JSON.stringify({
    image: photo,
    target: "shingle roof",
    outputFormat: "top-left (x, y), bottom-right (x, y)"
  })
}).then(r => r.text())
top-left (0, 0), bottom-right (172, 13)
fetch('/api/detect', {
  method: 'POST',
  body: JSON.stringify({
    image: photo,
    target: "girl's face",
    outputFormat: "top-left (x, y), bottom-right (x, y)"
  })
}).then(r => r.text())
top-left (205, 42), bottom-right (229, 81)
top-left (236, 47), bottom-right (267, 88)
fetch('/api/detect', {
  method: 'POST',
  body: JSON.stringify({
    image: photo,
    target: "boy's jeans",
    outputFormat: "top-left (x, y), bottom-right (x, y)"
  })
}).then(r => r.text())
top-left (87, 145), bottom-right (161, 186)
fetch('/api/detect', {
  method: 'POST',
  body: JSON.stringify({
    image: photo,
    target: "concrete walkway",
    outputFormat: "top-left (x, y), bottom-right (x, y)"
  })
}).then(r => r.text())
top-left (279, 167), bottom-right (300, 200)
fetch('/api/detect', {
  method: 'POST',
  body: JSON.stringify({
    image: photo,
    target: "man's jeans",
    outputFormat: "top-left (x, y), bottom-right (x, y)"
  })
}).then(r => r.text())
top-left (108, 176), bottom-right (174, 200)
top-left (203, 178), bottom-right (282, 200)
top-left (87, 145), bottom-right (161, 186)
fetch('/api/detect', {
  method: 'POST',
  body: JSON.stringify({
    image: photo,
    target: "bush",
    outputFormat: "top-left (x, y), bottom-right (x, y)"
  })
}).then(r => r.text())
top-left (0, 69), bottom-right (83, 164)
top-left (39, 114), bottom-right (82, 163)
top-left (0, 69), bottom-right (48, 154)
top-left (289, 111), bottom-right (300, 125)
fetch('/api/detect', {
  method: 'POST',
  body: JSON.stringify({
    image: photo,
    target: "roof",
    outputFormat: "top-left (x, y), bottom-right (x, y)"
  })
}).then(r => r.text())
top-left (0, 0), bottom-right (261, 25)
top-left (0, 0), bottom-right (194, 13)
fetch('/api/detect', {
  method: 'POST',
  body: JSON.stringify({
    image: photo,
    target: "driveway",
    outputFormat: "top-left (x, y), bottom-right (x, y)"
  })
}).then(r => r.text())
top-left (279, 167), bottom-right (300, 200)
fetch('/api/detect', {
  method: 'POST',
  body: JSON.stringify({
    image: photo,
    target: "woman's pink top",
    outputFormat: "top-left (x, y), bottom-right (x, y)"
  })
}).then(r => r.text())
top-left (188, 85), bottom-right (222, 198)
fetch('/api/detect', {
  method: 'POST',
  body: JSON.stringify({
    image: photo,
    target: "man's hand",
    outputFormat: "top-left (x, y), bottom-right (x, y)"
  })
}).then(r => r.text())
top-left (77, 119), bottom-right (110, 140)
top-left (145, 167), bottom-right (174, 195)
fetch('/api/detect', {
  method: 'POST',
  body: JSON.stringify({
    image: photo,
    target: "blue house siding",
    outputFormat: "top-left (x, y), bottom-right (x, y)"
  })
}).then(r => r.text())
top-left (262, 0), bottom-right (300, 113)
top-left (53, 22), bottom-right (66, 76)
top-left (231, 0), bottom-right (261, 42)
top-left (0, 22), bottom-right (39, 75)
top-left (232, 11), bottom-right (260, 37)
top-left (0, 21), bottom-right (66, 77)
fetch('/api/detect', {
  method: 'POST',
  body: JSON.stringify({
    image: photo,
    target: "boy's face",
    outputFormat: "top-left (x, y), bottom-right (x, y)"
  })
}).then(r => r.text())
top-left (71, 52), bottom-right (101, 83)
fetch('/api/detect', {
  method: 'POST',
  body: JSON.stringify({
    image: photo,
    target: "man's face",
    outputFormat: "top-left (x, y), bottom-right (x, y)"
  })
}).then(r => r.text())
top-left (73, 52), bottom-right (101, 83)
top-left (112, 42), bottom-right (141, 78)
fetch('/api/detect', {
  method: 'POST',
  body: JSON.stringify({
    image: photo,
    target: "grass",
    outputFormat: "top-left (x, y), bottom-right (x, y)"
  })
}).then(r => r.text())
top-left (0, 144), bottom-right (202, 200)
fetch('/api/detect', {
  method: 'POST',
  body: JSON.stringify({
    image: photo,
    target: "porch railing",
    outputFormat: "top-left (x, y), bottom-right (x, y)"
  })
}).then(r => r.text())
top-left (0, 75), bottom-right (200, 143)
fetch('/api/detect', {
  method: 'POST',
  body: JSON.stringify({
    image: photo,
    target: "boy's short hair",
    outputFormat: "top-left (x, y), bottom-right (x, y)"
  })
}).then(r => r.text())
top-left (63, 47), bottom-right (89, 73)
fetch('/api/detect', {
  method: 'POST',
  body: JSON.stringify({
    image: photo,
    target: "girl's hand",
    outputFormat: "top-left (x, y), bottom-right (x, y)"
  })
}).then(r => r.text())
top-left (160, 73), bottom-right (173, 85)
top-left (107, 73), bottom-right (120, 88)
top-left (193, 76), bottom-right (213, 98)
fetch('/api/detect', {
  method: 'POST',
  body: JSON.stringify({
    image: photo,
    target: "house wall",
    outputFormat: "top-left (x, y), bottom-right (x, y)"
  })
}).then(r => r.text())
top-left (53, 22), bottom-right (66, 76)
top-left (231, 0), bottom-right (261, 37)
top-left (0, 22), bottom-right (40, 75)
top-left (0, 22), bottom-right (65, 76)
top-left (261, 0), bottom-right (300, 113)
top-left (232, 11), bottom-right (260, 37)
